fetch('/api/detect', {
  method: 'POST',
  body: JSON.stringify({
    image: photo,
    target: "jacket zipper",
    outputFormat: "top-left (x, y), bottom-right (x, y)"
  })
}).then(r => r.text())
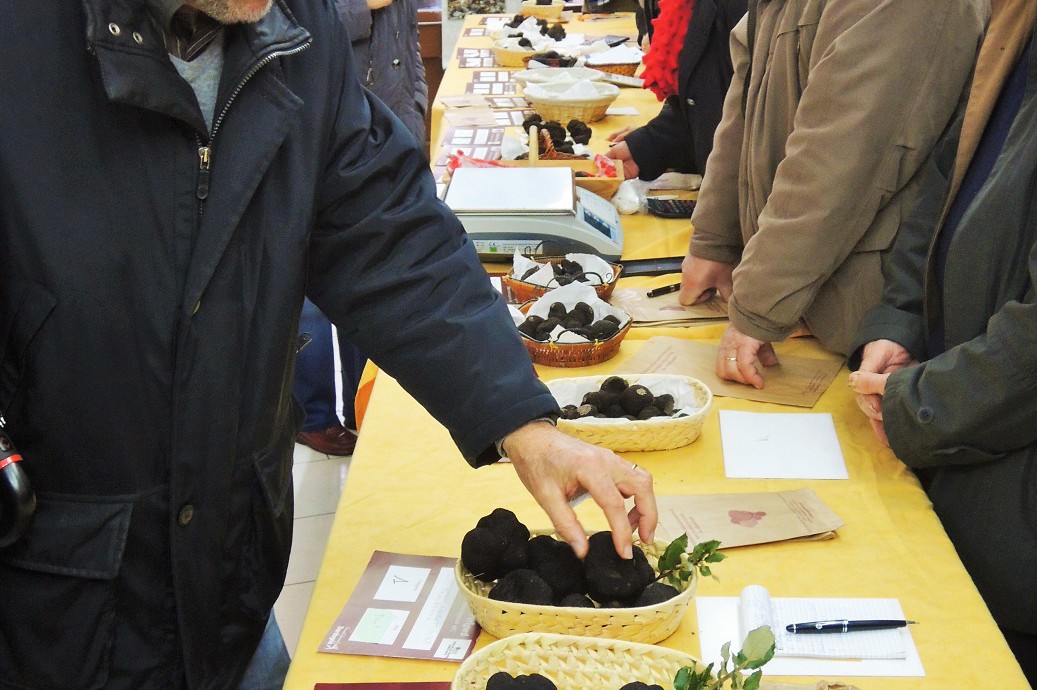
top-left (194, 38), bottom-right (312, 202)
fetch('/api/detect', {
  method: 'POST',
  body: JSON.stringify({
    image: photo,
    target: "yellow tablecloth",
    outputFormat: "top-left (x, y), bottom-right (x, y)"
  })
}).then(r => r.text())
top-left (285, 13), bottom-right (1029, 690)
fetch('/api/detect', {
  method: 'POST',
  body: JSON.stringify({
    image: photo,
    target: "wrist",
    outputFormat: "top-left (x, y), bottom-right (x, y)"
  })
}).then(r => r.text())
top-left (498, 417), bottom-right (557, 459)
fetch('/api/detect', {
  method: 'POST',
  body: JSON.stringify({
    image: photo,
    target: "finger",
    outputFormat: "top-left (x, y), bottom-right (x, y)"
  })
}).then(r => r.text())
top-left (758, 342), bottom-right (779, 367)
top-left (870, 418), bottom-right (890, 447)
top-left (580, 467), bottom-right (636, 559)
top-left (737, 350), bottom-right (765, 389)
top-left (854, 392), bottom-right (883, 421)
top-left (848, 370), bottom-right (887, 396)
top-left (694, 287), bottom-right (718, 305)
top-left (616, 465), bottom-right (657, 544)
top-left (532, 484), bottom-right (590, 558)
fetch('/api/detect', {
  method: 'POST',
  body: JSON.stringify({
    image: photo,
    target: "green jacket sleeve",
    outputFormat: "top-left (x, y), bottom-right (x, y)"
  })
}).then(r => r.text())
top-left (849, 110), bottom-right (965, 368)
top-left (882, 242), bottom-right (1037, 468)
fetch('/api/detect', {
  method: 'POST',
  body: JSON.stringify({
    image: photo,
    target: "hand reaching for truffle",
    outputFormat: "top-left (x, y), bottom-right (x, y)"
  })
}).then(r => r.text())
top-left (502, 420), bottom-right (657, 560)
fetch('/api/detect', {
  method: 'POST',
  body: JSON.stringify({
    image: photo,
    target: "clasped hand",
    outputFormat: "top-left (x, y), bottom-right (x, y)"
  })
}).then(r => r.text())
top-left (502, 421), bottom-right (656, 560)
top-left (847, 339), bottom-right (918, 447)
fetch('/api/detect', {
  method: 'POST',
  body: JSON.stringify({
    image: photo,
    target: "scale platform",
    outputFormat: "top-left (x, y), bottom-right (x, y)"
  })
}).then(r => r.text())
top-left (443, 167), bottom-right (624, 262)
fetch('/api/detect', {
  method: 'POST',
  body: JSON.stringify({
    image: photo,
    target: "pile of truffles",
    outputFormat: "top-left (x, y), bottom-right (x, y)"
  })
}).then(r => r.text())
top-left (486, 677), bottom-right (663, 690)
top-left (517, 257), bottom-right (601, 285)
top-left (519, 115), bottom-right (591, 157)
top-left (504, 14), bottom-right (566, 42)
top-left (461, 509), bottom-right (682, 608)
top-left (559, 375), bottom-right (678, 421)
top-left (528, 50), bottom-right (578, 67)
top-left (517, 301), bottom-right (622, 342)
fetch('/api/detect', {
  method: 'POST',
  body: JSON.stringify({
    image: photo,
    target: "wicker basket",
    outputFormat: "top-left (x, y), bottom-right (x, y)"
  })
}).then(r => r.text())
top-left (588, 62), bottom-right (641, 77)
top-left (524, 82), bottom-right (620, 123)
top-left (493, 44), bottom-right (536, 68)
top-left (455, 534), bottom-right (697, 644)
top-left (519, 0), bottom-right (565, 19)
top-left (452, 632), bottom-right (705, 690)
top-left (521, 321), bottom-right (631, 368)
top-left (549, 374), bottom-right (713, 452)
top-left (504, 258), bottom-right (622, 303)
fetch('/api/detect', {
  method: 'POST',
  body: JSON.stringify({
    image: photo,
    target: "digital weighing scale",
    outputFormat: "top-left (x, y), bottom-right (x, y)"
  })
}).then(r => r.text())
top-left (443, 167), bottom-right (624, 261)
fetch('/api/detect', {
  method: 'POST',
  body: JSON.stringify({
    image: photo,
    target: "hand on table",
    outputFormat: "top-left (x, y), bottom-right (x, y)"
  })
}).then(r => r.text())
top-left (715, 323), bottom-right (778, 389)
top-left (502, 420), bottom-right (657, 560)
top-left (678, 254), bottom-right (734, 306)
top-left (848, 339), bottom-right (918, 447)
top-left (606, 126), bottom-right (636, 143)
top-left (604, 141), bottom-right (639, 179)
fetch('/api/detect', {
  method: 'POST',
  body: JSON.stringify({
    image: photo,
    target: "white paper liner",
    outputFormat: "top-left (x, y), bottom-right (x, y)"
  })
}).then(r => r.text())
top-left (584, 44), bottom-right (644, 65)
top-left (546, 374), bottom-right (703, 421)
top-left (522, 282), bottom-right (630, 343)
top-left (511, 252), bottom-right (616, 287)
top-left (525, 80), bottom-right (614, 102)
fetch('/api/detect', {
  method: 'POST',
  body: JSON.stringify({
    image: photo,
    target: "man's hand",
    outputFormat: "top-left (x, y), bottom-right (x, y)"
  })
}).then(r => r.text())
top-left (678, 254), bottom-right (734, 306)
top-left (848, 339), bottom-right (917, 446)
top-left (502, 421), bottom-right (657, 560)
top-left (606, 126), bottom-right (636, 143)
top-left (604, 141), bottom-right (640, 180)
top-left (367, 0), bottom-right (393, 9)
top-left (715, 324), bottom-right (779, 389)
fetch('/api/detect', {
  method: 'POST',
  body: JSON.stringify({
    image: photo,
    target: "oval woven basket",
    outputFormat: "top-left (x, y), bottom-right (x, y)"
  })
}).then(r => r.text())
top-left (549, 374), bottom-right (713, 452)
top-left (526, 94), bottom-right (616, 123)
top-left (451, 632), bottom-right (705, 690)
top-left (588, 62), bottom-right (640, 77)
top-left (455, 534), bottom-right (696, 644)
top-left (493, 44), bottom-right (536, 68)
top-left (520, 321), bottom-right (631, 367)
top-left (519, 0), bottom-right (565, 19)
top-left (504, 258), bottom-right (622, 303)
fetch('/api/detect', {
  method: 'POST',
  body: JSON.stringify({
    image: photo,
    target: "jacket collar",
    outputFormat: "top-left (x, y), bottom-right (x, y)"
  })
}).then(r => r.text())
top-left (81, 0), bottom-right (310, 134)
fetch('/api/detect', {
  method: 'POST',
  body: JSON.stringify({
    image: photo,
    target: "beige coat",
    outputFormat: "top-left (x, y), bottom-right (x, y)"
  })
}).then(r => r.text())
top-left (689, 0), bottom-right (988, 355)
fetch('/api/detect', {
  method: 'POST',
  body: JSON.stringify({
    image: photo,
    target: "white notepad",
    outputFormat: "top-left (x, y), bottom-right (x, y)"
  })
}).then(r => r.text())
top-left (696, 586), bottom-right (925, 677)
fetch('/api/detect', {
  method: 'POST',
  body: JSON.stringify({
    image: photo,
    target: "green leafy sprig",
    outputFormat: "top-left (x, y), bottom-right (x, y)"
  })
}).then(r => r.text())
top-left (655, 534), bottom-right (727, 588)
top-left (673, 626), bottom-right (776, 690)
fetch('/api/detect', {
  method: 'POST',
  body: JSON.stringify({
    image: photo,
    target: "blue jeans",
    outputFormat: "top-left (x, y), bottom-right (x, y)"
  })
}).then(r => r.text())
top-left (294, 298), bottom-right (366, 430)
top-left (239, 614), bottom-right (291, 690)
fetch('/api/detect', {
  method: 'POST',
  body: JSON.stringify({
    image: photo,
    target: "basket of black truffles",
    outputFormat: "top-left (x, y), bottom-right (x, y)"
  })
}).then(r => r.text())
top-left (505, 254), bottom-right (622, 303)
top-left (547, 374), bottom-right (712, 451)
top-left (515, 284), bottom-right (632, 367)
top-left (455, 509), bottom-right (697, 644)
top-left (451, 632), bottom-right (705, 690)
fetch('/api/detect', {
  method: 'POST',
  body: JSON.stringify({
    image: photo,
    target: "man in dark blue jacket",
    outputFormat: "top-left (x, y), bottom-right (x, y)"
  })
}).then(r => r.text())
top-left (0, 1), bottom-right (657, 688)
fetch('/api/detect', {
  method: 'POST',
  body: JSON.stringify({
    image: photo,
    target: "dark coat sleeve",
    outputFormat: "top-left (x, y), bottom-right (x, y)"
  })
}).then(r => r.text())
top-left (306, 17), bottom-right (559, 466)
top-left (848, 110), bottom-right (964, 368)
top-left (624, 0), bottom-right (745, 180)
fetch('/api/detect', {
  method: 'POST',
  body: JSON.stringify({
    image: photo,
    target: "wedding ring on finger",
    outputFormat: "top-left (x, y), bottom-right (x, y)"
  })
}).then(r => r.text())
top-left (725, 356), bottom-right (738, 362)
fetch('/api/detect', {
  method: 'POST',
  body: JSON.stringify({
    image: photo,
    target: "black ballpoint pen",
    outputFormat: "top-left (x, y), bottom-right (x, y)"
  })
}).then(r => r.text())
top-left (785, 619), bottom-right (918, 634)
top-left (647, 283), bottom-right (681, 298)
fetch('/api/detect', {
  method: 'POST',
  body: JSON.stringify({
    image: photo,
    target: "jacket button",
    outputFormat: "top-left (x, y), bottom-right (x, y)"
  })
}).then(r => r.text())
top-left (178, 504), bottom-right (195, 526)
top-left (917, 407), bottom-right (934, 424)
top-left (686, 98), bottom-right (696, 106)
top-left (392, 58), bottom-right (401, 69)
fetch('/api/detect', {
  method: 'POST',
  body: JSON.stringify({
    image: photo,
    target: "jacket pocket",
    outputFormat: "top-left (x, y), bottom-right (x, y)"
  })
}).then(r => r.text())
top-left (0, 494), bottom-right (133, 690)
top-left (237, 430), bottom-right (296, 620)
top-left (0, 282), bottom-right (56, 413)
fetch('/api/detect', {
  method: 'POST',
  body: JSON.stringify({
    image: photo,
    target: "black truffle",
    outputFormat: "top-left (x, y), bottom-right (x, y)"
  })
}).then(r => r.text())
top-left (558, 593), bottom-right (596, 608)
top-left (632, 582), bottom-right (681, 607)
top-left (527, 535), bottom-right (585, 598)
top-left (488, 569), bottom-right (554, 605)
top-left (619, 683), bottom-right (664, 690)
top-left (654, 393), bottom-right (675, 415)
top-left (620, 384), bottom-right (654, 416)
top-left (547, 301), bottom-right (568, 320)
top-left (571, 301), bottom-right (594, 326)
top-left (584, 532), bottom-right (655, 601)
top-left (477, 508), bottom-right (530, 543)
top-left (600, 375), bottom-right (629, 394)
top-left (461, 527), bottom-right (511, 581)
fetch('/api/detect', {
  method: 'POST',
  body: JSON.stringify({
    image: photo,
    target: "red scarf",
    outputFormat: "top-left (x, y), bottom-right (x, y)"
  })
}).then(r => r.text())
top-left (640, 0), bottom-right (695, 101)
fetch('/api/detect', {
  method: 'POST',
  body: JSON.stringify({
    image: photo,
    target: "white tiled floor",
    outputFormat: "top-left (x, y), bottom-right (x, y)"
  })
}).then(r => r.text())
top-left (274, 443), bottom-right (352, 657)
